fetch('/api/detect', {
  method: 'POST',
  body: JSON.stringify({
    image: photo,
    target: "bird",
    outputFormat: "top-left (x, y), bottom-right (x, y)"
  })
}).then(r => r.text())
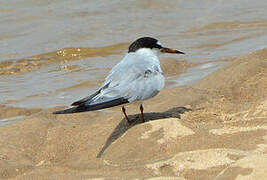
top-left (53, 37), bottom-right (185, 124)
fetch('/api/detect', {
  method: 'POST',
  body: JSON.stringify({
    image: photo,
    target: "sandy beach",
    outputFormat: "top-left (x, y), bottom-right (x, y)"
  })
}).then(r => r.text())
top-left (0, 48), bottom-right (266, 179)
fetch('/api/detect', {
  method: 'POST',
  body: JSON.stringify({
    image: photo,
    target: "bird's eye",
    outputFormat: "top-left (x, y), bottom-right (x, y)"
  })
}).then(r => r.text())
top-left (154, 44), bottom-right (162, 49)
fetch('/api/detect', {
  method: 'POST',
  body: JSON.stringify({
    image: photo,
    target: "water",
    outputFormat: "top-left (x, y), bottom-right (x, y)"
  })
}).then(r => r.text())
top-left (0, 0), bottom-right (267, 108)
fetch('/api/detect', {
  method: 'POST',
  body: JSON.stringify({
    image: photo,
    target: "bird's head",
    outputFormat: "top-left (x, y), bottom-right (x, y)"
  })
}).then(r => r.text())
top-left (128, 37), bottom-right (185, 56)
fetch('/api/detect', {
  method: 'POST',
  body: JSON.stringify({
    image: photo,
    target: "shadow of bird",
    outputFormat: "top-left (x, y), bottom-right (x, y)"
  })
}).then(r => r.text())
top-left (96, 106), bottom-right (191, 158)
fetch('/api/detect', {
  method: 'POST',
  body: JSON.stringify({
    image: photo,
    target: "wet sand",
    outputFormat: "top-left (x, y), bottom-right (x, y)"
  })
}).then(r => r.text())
top-left (0, 49), bottom-right (266, 179)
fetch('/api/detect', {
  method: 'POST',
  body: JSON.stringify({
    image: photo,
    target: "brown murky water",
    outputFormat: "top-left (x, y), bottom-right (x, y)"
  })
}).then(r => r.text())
top-left (0, 0), bottom-right (267, 108)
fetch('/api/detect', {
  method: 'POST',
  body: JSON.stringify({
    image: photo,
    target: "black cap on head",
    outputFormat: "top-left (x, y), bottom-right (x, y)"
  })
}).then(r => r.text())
top-left (128, 37), bottom-right (162, 53)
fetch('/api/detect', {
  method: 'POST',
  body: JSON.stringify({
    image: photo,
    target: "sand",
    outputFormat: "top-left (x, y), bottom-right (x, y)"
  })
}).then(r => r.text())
top-left (0, 49), bottom-right (266, 179)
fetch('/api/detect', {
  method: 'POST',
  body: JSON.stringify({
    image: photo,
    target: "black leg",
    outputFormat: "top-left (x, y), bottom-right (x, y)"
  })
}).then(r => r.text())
top-left (140, 104), bottom-right (145, 123)
top-left (122, 106), bottom-right (130, 124)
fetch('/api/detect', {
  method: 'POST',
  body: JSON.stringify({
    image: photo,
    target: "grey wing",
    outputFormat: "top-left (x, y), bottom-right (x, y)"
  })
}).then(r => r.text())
top-left (118, 68), bottom-right (165, 102)
top-left (86, 64), bottom-right (164, 106)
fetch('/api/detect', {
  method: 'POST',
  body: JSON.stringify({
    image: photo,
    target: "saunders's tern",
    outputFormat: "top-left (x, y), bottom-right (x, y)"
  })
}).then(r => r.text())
top-left (53, 37), bottom-right (185, 123)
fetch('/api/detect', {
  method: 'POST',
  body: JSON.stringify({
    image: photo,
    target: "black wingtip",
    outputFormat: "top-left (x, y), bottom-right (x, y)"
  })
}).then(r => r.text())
top-left (52, 110), bottom-right (63, 114)
top-left (52, 107), bottom-right (79, 114)
top-left (53, 98), bottom-right (129, 115)
top-left (52, 110), bottom-right (66, 114)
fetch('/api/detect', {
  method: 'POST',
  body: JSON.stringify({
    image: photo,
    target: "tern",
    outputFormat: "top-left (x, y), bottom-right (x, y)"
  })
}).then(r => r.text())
top-left (53, 37), bottom-right (185, 124)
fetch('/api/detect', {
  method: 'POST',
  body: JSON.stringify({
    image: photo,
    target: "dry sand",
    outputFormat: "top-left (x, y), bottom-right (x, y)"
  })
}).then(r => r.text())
top-left (0, 49), bottom-right (266, 179)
